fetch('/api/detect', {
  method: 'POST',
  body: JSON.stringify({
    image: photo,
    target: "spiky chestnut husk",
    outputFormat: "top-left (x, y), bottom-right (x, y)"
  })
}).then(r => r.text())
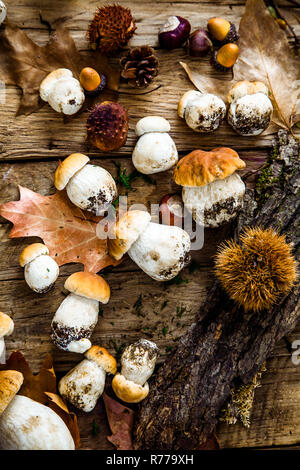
top-left (87, 101), bottom-right (128, 152)
top-left (215, 227), bottom-right (297, 312)
top-left (87, 5), bottom-right (136, 55)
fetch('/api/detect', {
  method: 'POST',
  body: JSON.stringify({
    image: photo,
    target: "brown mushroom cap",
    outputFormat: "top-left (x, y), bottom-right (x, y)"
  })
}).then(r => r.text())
top-left (174, 148), bottom-right (246, 187)
top-left (54, 153), bottom-right (90, 191)
top-left (0, 370), bottom-right (24, 415)
top-left (64, 272), bottom-right (110, 304)
top-left (112, 373), bottom-right (149, 403)
top-left (85, 345), bottom-right (117, 374)
top-left (227, 80), bottom-right (268, 104)
top-left (19, 243), bottom-right (50, 267)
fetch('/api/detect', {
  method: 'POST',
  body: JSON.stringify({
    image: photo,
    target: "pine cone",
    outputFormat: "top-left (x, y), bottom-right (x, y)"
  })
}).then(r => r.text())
top-left (120, 46), bottom-right (159, 88)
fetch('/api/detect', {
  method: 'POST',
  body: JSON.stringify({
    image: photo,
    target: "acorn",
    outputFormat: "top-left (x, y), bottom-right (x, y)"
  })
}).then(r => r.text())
top-left (211, 43), bottom-right (239, 72)
top-left (79, 68), bottom-right (107, 96)
top-left (207, 17), bottom-right (239, 45)
top-left (87, 101), bottom-right (128, 152)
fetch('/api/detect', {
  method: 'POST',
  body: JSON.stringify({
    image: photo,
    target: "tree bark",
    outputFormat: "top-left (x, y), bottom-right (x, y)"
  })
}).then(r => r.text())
top-left (134, 130), bottom-right (300, 450)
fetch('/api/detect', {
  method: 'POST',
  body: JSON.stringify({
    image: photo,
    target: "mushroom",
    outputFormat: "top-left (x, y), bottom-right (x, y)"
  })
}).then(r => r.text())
top-left (0, 313), bottom-right (14, 364)
top-left (0, 370), bottom-right (74, 450)
top-left (54, 153), bottom-right (117, 215)
top-left (132, 116), bottom-right (178, 174)
top-left (227, 81), bottom-right (273, 135)
top-left (40, 68), bottom-right (85, 115)
top-left (51, 271), bottom-right (110, 353)
top-left (108, 210), bottom-right (191, 281)
top-left (178, 90), bottom-right (226, 133)
top-left (59, 345), bottom-right (117, 412)
top-left (0, 1), bottom-right (7, 25)
top-left (19, 243), bottom-right (59, 293)
top-left (112, 339), bottom-right (159, 403)
top-left (173, 148), bottom-right (246, 228)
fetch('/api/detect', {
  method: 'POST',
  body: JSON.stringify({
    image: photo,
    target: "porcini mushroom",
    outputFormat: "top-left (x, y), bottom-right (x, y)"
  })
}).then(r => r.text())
top-left (51, 271), bottom-right (110, 353)
top-left (132, 116), bottom-right (178, 174)
top-left (54, 153), bottom-right (117, 215)
top-left (0, 1), bottom-right (7, 25)
top-left (19, 243), bottom-right (59, 293)
top-left (40, 68), bottom-right (85, 115)
top-left (173, 148), bottom-right (246, 228)
top-left (59, 345), bottom-right (117, 412)
top-left (0, 371), bottom-right (74, 450)
top-left (112, 339), bottom-right (159, 403)
top-left (0, 312), bottom-right (14, 364)
top-left (227, 81), bottom-right (273, 135)
top-left (108, 210), bottom-right (191, 281)
top-left (178, 90), bottom-right (226, 133)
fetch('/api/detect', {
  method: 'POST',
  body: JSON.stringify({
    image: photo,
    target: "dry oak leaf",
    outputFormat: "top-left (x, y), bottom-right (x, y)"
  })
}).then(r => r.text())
top-left (0, 186), bottom-right (120, 273)
top-left (103, 392), bottom-right (135, 450)
top-left (0, 20), bottom-right (120, 116)
top-left (45, 392), bottom-right (80, 449)
top-left (180, 0), bottom-right (300, 133)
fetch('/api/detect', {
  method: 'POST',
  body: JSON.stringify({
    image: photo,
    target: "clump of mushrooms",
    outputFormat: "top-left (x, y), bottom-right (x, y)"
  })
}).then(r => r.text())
top-left (59, 345), bottom-right (117, 412)
top-left (0, 312), bottom-right (14, 364)
top-left (132, 116), bottom-right (178, 174)
top-left (0, 370), bottom-right (74, 450)
top-left (0, 1), bottom-right (7, 25)
top-left (51, 271), bottom-right (110, 354)
top-left (173, 148), bottom-right (246, 228)
top-left (40, 68), bottom-right (85, 115)
top-left (178, 90), bottom-right (226, 133)
top-left (108, 210), bottom-right (191, 281)
top-left (227, 80), bottom-right (273, 136)
top-left (54, 153), bottom-right (117, 215)
top-left (19, 243), bottom-right (59, 293)
top-left (112, 339), bottom-right (159, 403)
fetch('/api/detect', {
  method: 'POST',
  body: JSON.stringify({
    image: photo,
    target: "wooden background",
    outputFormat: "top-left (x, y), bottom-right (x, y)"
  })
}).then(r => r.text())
top-left (0, 0), bottom-right (300, 450)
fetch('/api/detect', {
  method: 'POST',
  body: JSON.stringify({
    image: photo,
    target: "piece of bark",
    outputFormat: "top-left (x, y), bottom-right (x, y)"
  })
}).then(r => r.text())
top-left (134, 130), bottom-right (300, 450)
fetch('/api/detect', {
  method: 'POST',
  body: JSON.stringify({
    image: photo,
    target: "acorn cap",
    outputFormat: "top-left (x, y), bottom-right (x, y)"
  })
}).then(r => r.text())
top-left (0, 313), bottom-right (14, 338)
top-left (177, 90), bottom-right (203, 118)
top-left (54, 153), bottom-right (90, 191)
top-left (174, 148), bottom-right (246, 187)
top-left (85, 345), bottom-right (117, 374)
top-left (108, 210), bottom-right (151, 261)
top-left (112, 373), bottom-right (149, 403)
top-left (227, 80), bottom-right (269, 103)
top-left (135, 116), bottom-right (170, 137)
top-left (0, 370), bottom-right (24, 415)
top-left (64, 271), bottom-right (110, 304)
top-left (19, 243), bottom-right (50, 267)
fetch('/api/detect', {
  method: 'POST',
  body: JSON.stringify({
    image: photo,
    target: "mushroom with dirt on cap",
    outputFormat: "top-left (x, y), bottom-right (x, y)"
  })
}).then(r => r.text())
top-left (54, 153), bottom-right (117, 215)
top-left (108, 210), bottom-right (191, 281)
top-left (0, 370), bottom-right (74, 450)
top-left (173, 148), bottom-right (246, 228)
top-left (0, 313), bottom-right (14, 364)
top-left (132, 116), bottom-right (178, 174)
top-left (51, 271), bottom-right (110, 354)
top-left (112, 339), bottom-right (159, 403)
top-left (59, 345), bottom-right (117, 412)
top-left (19, 243), bottom-right (59, 293)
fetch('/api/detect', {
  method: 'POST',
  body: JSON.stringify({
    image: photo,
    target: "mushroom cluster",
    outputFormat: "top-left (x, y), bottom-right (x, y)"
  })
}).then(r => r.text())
top-left (59, 345), bottom-right (117, 412)
top-left (112, 339), bottom-right (159, 403)
top-left (174, 148), bottom-right (246, 228)
top-left (54, 153), bottom-right (117, 215)
top-left (108, 210), bottom-right (191, 281)
top-left (51, 271), bottom-right (110, 353)
top-left (132, 116), bottom-right (178, 174)
top-left (40, 68), bottom-right (85, 115)
top-left (0, 312), bottom-right (13, 364)
top-left (19, 243), bottom-right (59, 293)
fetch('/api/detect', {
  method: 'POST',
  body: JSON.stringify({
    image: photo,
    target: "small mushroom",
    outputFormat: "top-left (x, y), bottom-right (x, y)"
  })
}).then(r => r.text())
top-left (227, 81), bottom-right (273, 135)
top-left (19, 243), bottom-right (59, 293)
top-left (108, 210), bottom-right (191, 281)
top-left (51, 271), bottom-right (110, 353)
top-left (54, 153), bottom-right (117, 215)
top-left (112, 339), bottom-right (159, 403)
top-left (132, 116), bottom-right (178, 174)
top-left (0, 1), bottom-right (7, 25)
top-left (0, 313), bottom-right (14, 364)
top-left (178, 90), bottom-right (226, 133)
top-left (0, 370), bottom-right (74, 450)
top-left (173, 148), bottom-right (246, 228)
top-left (40, 68), bottom-right (85, 115)
top-left (59, 345), bottom-right (117, 412)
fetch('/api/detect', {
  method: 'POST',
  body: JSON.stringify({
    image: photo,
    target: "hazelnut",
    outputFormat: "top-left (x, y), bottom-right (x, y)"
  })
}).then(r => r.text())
top-left (79, 67), bottom-right (106, 96)
top-left (212, 43), bottom-right (239, 71)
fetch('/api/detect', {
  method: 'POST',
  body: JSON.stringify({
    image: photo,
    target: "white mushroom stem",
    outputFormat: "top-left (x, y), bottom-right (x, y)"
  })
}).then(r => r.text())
top-left (0, 337), bottom-right (5, 364)
top-left (132, 132), bottom-right (178, 175)
top-left (24, 254), bottom-right (59, 293)
top-left (121, 339), bottom-right (159, 386)
top-left (127, 222), bottom-right (191, 281)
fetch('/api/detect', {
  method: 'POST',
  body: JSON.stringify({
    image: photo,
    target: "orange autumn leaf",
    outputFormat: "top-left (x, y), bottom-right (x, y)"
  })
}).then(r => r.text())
top-left (0, 186), bottom-right (120, 273)
top-left (45, 392), bottom-right (80, 449)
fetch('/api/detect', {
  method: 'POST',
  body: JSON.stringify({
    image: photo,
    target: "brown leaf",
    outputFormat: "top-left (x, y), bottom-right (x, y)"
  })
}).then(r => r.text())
top-left (45, 392), bottom-right (80, 449)
top-left (0, 20), bottom-right (120, 116)
top-left (103, 393), bottom-right (135, 450)
top-left (197, 433), bottom-right (220, 450)
top-left (0, 186), bottom-right (121, 273)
